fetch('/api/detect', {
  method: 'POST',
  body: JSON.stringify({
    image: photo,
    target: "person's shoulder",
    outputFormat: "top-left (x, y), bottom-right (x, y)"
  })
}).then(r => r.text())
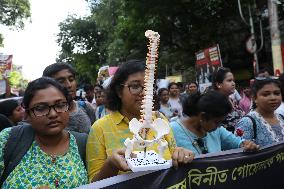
top-left (92, 112), bottom-right (114, 127)
top-left (0, 127), bottom-right (12, 144)
top-left (169, 120), bottom-right (180, 131)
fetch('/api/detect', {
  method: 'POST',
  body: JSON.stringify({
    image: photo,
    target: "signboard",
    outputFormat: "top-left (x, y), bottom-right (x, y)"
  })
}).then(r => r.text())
top-left (0, 54), bottom-right (13, 80)
top-left (195, 45), bottom-right (222, 91)
top-left (77, 141), bottom-right (284, 189)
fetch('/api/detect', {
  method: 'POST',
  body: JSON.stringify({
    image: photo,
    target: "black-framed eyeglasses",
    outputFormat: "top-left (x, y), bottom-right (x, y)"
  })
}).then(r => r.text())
top-left (255, 76), bottom-right (279, 81)
top-left (28, 102), bottom-right (69, 117)
top-left (122, 84), bottom-right (144, 95)
top-left (195, 138), bottom-right (208, 154)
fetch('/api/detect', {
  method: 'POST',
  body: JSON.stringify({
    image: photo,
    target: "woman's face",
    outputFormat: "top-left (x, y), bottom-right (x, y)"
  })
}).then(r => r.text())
top-left (188, 83), bottom-right (198, 94)
top-left (26, 86), bottom-right (69, 136)
top-left (200, 115), bottom-right (225, 133)
top-left (218, 72), bottom-right (235, 96)
top-left (255, 83), bottom-right (282, 113)
top-left (119, 72), bottom-right (144, 116)
top-left (95, 91), bottom-right (106, 106)
top-left (160, 90), bottom-right (169, 102)
top-left (10, 105), bottom-right (25, 123)
top-left (169, 84), bottom-right (180, 97)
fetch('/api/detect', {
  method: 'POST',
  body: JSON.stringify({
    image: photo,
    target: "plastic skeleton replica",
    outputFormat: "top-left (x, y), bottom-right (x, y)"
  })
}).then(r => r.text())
top-left (124, 30), bottom-right (171, 160)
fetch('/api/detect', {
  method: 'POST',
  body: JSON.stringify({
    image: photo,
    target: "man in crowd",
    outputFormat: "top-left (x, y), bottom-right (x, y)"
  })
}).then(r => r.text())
top-left (43, 62), bottom-right (96, 133)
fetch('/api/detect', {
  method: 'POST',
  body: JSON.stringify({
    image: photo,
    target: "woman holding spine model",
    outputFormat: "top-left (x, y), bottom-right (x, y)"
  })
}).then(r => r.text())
top-left (87, 60), bottom-right (195, 182)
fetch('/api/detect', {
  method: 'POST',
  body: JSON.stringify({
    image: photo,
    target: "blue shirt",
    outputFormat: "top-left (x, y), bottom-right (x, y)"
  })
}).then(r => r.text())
top-left (170, 119), bottom-right (243, 155)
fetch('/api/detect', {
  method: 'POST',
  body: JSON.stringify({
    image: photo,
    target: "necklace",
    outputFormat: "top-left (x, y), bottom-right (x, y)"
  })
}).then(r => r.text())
top-left (176, 119), bottom-right (208, 155)
top-left (253, 111), bottom-right (284, 142)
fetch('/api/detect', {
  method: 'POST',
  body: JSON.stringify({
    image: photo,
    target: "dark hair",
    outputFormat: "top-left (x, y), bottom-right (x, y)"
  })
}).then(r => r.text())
top-left (106, 60), bottom-right (145, 111)
top-left (23, 77), bottom-right (71, 110)
top-left (168, 82), bottom-right (178, 90)
top-left (42, 62), bottom-right (76, 77)
top-left (212, 67), bottom-right (231, 90)
top-left (0, 99), bottom-right (19, 117)
top-left (84, 84), bottom-right (94, 92)
top-left (158, 88), bottom-right (168, 96)
top-left (257, 67), bottom-right (271, 76)
top-left (188, 81), bottom-right (198, 87)
top-left (251, 78), bottom-right (281, 109)
top-left (0, 114), bottom-right (13, 132)
top-left (182, 91), bottom-right (232, 120)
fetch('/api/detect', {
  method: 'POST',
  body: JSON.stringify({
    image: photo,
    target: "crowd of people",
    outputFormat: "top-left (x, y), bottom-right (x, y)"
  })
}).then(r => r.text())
top-left (0, 60), bottom-right (283, 188)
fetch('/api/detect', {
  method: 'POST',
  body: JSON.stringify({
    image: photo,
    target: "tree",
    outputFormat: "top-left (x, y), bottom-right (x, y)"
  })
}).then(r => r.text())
top-left (57, 15), bottom-right (108, 84)
top-left (57, 0), bottom-right (259, 82)
top-left (0, 0), bottom-right (31, 45)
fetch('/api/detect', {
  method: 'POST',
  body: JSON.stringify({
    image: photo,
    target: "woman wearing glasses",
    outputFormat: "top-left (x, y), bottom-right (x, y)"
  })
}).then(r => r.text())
top-left (170, 91), bottom-right (259, 156)
top-left (0, 77), bottom-right (127, 188)
top-left (236, 77), bottom-right (284, 147)
top-left (87, 60), bottom-right (194, 182)
top-left (212, 67), bottom-right (244, 133)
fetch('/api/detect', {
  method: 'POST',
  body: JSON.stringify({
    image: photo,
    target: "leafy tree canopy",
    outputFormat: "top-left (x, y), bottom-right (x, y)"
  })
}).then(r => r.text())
top-left (57, 0), bottom-right (265, 82)
top-left (0, 0), bottom-right (31, 44)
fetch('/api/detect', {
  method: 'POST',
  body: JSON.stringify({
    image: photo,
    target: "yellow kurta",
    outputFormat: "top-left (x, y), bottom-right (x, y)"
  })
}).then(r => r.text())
top-left (86, 111), bottom-right (176, 182)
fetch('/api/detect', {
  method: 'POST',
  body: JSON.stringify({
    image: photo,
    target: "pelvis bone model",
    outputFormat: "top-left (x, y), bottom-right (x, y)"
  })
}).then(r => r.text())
top-left (124, 118), bottom-right (170, 159)
top-left (124, 30), bottom-right (171, 161)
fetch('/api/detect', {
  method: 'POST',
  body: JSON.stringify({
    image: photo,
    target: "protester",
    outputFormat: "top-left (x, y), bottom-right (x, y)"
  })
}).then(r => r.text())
top-left (95, 89), bottom-right (109, 120)
top-left (168, 82), bottom-right (183, 116)
top-left (170, 91), bottom-right (259, 155)
top-left (257, 67), bottom-right (270, 77)
top-left (0, 77), bottom-right (88, 188)
top-left (43, 62), bottom-right (96, 133)
top-left (0, 77), bottom-right (130, 188)
top-left (84, 84), bottom-right (95, 104)
top-left (239, 85), bottom-right (252, 114)
top-left (0, 99), bottom-right (24, 125)
top-left (212, 67), bottom-right (244, 132)
top-left (236, 77), bottom-right (284, 147)
top-left (186, 81), bottom-right (198, 95)
top-left (87, 60), bottom-right (194, 182)
top-left (157, 88), bottom-right (175, 120)
top-left (91, 84), bottom-right (104, 106)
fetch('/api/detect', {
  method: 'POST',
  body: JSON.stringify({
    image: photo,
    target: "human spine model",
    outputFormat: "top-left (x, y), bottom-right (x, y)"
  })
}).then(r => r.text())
top-left (124, 30), bottom-right (170, 160)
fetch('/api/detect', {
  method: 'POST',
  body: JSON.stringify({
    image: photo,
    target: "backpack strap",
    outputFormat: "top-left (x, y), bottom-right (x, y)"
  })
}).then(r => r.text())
top-left (69, 131), bottom-right (88, 168)
top-left (244, 115), bottom-right (257, 140)
top-left (1, 123), bottom-right (34, 186)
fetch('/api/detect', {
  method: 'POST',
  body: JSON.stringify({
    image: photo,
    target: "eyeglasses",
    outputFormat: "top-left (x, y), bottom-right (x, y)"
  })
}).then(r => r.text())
top-left (28, 102), bottom-right (69, 117)
top-left (122, 83), bottom-right (144, 95)
top-left (194, 138), bottom-right (208, 154)
top-left (255, 76), bottom-right (279, 81)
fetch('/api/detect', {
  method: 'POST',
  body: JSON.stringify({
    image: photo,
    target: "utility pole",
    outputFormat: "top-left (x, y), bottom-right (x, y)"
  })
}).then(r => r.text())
top-left (268, 0), bottom-right (283, 76)
top-left (238, 0), bottom-right (263, 75)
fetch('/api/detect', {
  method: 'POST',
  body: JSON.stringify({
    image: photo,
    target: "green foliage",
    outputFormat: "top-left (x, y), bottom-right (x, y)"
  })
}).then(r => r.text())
top-left (57, 0), bottom-right (260, 82)
top-left (0, 0), bottom-right (31, 28)
top-left (0, 0), bottom-right (31, 45)
top-left (7, 65), bottom-right (27, 88)
top-left (8, 70), bottom-right (22, 87)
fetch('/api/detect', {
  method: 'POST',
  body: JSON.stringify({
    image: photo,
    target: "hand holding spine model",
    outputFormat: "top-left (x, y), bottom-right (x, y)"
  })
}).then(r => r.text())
top-left (124, 30), bottom-right (170, 160)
